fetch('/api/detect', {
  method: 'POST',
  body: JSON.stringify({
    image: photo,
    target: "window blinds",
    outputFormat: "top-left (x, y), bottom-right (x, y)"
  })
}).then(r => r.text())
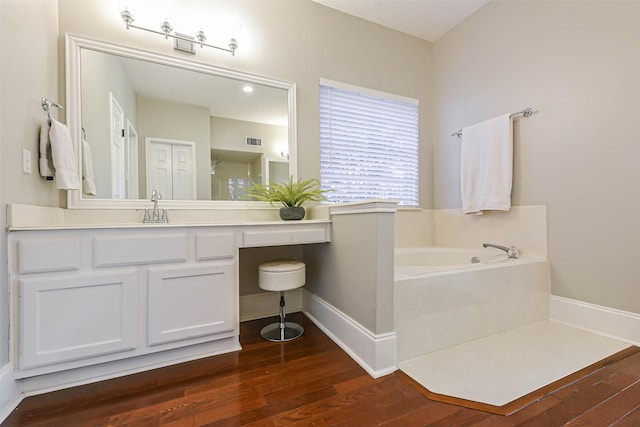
top-left (319, 82), bottom-right (419, 206)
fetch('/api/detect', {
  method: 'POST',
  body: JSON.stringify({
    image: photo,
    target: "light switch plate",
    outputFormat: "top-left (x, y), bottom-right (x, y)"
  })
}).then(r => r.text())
top-left (22, 148), bottom-right (32, 174)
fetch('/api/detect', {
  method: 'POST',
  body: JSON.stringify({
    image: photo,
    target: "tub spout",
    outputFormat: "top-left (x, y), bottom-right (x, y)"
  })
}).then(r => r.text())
top-left (482, 243), bottom-right (519, 259)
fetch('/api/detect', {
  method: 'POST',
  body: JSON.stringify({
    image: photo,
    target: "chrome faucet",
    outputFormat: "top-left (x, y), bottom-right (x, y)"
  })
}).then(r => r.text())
top-left (482, 243), bottom-right (519, 259)
top-left (152, 190), bottom-right (161, 220)
top-left (143, 190), bottom-right (168, 223)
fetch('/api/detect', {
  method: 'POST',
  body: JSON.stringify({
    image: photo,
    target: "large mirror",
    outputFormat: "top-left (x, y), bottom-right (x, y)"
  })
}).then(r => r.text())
top-left (66, 34), bottom-right (297, 209)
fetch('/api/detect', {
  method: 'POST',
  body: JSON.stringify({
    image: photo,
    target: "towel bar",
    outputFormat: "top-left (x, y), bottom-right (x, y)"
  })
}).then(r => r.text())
top-left (451, 107), bottom-right (533, 138)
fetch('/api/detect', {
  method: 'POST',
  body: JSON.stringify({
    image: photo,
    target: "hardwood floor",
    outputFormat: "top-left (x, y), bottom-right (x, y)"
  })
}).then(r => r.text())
top-left (4, 313), bottom-right (640, 426)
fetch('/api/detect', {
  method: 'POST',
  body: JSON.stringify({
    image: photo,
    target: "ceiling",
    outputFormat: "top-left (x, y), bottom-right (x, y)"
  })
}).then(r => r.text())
top-left (312, 0), bottom-right (490, 42)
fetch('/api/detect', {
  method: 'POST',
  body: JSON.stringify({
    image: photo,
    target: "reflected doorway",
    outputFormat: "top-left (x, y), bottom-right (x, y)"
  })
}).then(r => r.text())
top-left (146, 137), bottom-right (197, 200)
top-left (265, 159), bottom-right (289, 185)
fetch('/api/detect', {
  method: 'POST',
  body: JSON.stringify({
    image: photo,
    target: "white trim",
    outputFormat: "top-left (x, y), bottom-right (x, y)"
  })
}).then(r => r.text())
top-left (328, 200), bottom-right (398, 216)
top-left (0, 363), bottom-right (21, 424)
top-left (239, 290), bottom-right (303, 322)
top-left (319, 77), bottom-right (419, 105)
top-left (302, 290), bottom-right (397, 378)
top-left (550, 295), bottom-right (640, 346)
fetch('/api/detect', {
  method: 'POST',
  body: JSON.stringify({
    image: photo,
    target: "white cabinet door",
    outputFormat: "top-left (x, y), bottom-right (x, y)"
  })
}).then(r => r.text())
top-left (19, 271), bottom-right (138, 370)
top-left (147, 263), bottom-right (236, 346)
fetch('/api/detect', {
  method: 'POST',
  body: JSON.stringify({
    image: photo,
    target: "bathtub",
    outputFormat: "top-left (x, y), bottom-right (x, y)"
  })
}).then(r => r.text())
top-left (395, 246), bottom-right (511, 277)
top-left (394, 247), bottom-right (550, 363)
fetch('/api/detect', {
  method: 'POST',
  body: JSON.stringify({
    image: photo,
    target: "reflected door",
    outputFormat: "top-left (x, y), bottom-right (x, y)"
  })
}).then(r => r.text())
top-left (263, 158), bottom-right (289, 185)
top-left (110, 93), bottom-right (125, 199)
top-left (125, 121), bottom-right (139, 199)
top-left (268, 160), bottom-right (289, 184)
top-left (146, 138), bottom-right (196, 200)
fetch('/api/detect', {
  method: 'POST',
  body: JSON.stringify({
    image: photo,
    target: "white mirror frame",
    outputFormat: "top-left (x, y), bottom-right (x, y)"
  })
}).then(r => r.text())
top-left (65, 33), bottom-right (297, 209)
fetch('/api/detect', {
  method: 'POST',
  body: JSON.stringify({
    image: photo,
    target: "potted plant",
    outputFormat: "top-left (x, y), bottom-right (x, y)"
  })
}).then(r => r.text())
top-left (245, 176), bottom-right (331, 220)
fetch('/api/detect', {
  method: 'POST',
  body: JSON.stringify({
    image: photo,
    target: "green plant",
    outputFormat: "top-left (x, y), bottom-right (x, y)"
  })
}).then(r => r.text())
top-left (245, 176), bottom-right (331, 207)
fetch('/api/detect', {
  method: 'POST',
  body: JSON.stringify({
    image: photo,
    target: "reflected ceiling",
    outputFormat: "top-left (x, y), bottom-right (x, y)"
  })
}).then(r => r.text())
top-left (120, 57), bottom-right (289, 126)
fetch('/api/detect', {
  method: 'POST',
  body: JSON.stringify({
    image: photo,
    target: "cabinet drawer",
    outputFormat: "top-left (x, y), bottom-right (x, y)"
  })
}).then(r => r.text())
top-left (17, 237), bottom-right (82, 274)
top-left (19, 271), bottom-right (138, 370)
top-left (195, 232), bottom-right (236, 261)
top-left (243, 226), bottom-right (329, 247)
top-left (93, 234), bottom-right (188, 267)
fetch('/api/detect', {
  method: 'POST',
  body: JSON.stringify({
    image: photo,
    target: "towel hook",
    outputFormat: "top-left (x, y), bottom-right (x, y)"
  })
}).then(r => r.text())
top-left (41, 97), bottom-right (64, 120)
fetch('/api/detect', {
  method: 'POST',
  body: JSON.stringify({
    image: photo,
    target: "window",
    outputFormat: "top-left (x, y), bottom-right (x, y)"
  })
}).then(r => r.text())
top-left (319, 79), bottom-right (419, 206)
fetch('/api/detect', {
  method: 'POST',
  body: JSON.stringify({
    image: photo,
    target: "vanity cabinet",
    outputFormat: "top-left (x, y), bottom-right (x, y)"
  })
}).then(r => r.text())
top-left (9, 227), bottom-right (240, 378)
top-left (9, 220), bottom-right (331, 380)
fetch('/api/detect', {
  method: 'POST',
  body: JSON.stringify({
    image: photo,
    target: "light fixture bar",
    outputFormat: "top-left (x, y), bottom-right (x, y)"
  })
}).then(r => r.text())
top-left (120, 9), bottom-right (238, 56)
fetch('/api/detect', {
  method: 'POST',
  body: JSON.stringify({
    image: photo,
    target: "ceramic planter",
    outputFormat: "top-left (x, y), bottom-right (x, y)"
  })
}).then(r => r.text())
top-left (279, 206), bottom-right (305, 220)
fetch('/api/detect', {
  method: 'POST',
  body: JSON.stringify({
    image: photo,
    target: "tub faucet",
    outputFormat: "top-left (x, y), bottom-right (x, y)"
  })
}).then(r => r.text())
top-left (143, 190), bottom-right (168, 223)
top-left (482, 243), bottom-right (519, 259)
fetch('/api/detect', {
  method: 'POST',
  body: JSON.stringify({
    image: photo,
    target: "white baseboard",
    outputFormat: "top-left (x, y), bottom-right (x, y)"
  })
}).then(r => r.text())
top-left (1, 363), bottom-right (22, 424)
top-left (302, 290), bottom-right (397, 378)
top-left (550, 295), bottom-right (640, 346)
top-left (239, 289), bottom-right (303, 322)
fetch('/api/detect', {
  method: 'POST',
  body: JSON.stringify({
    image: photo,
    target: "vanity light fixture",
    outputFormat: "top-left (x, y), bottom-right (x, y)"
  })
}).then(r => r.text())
top-left (120, 9), bottom-right (238, 56)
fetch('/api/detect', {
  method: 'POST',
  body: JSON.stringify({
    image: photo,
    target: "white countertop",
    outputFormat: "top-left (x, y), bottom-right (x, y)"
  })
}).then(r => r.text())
top-left (8, 219), bottom-right (331, 231)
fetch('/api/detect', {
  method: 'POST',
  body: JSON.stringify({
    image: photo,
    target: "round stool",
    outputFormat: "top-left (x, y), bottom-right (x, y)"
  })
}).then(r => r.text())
top-left (258, 260), bottom-right (305, 342)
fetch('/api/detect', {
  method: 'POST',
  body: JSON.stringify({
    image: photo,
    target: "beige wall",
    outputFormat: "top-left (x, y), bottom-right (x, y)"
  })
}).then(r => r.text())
top-left (0, 0), bottom-right (61, 367)
top-left (433, 1), bottom-right (640, 313)
top-left (304, 211), bottom-right (395, 334)
top-left (2, 0), bottom-right (62, 208)
top-left (210, 116), bottom-right (288, 159)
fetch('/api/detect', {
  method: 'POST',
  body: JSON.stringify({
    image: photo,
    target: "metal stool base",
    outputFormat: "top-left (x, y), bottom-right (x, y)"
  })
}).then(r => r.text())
top-left (260, 322), bottom-right (304, 342)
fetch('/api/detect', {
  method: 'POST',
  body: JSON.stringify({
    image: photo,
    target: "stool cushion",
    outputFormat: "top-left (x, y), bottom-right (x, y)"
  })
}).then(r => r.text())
top-left (259, 260), bottom-right (305, 292)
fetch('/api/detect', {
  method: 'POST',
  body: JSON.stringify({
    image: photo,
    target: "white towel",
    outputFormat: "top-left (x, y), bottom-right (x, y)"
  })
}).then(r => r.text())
top-left (39, 119), bottom-right (55, 179)
top-left (49, 119), bottom-right (80, 190)
top-left (82, 138), bottom-right (97, 196)
top-left (460, 113), bottom-right (513, 215)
